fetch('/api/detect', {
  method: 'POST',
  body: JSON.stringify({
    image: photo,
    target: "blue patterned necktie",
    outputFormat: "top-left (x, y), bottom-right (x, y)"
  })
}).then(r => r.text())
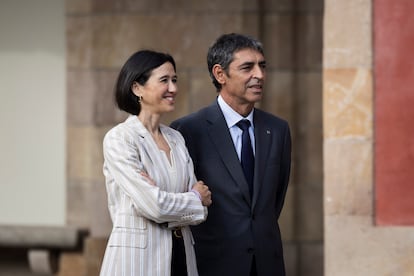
top-left (236, 119), bottom-right (254, 197)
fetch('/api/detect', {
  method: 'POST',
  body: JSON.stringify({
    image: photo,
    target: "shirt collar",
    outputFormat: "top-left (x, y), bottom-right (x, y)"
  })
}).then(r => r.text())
top-left (217, 95), bottom-right (254, 129)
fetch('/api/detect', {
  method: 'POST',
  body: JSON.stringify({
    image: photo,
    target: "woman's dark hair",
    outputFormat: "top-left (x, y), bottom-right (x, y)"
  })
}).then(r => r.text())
top-left (115, 50), bottom-right (176, 115)
top-left (207, 33), bottom-right (264, 92)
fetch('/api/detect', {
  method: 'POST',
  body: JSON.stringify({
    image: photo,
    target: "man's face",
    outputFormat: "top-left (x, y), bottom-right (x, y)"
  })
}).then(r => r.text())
top-left (221, 48), bottom-right (266, 106)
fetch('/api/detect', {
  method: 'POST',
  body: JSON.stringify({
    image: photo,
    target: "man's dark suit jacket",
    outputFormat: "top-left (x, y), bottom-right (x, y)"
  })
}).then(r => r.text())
top-left (171, 101), bottom-right (291, 276)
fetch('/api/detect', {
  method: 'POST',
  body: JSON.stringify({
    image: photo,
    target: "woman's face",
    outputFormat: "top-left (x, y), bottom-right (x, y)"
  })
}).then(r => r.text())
top-left (133, 62), bottom-right (178, 115)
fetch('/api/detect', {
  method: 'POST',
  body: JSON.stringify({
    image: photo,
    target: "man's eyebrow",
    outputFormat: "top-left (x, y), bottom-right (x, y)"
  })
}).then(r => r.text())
top-left (259, 61), bottom-right (267, 67)
top-left (237, 60), bottom-right (266, 68)
top-left (238, 61), bottom-right (255, 68)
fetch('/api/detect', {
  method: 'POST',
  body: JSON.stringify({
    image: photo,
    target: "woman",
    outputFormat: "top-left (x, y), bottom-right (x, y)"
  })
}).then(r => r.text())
top-left (99, 50), bottom-right (212, 276)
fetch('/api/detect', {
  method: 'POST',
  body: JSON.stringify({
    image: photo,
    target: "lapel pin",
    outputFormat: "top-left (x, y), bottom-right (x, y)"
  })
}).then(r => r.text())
top-left (266, 130), bottom-right (271, 134)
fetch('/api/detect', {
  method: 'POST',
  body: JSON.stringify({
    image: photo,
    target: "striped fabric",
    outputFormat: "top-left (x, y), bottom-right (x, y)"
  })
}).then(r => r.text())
top-left (100, 116), bottom-right (207, 276)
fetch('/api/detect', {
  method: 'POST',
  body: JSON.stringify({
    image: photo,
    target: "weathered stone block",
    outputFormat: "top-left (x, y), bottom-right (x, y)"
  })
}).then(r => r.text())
top-left (296, 14), bottom-right (323, 70)
top-left (261, 71), bottom-right (294, 123)
top-left (323, 68), bottom-right (373, 138)
top-left (67, 17), bottom-right (93, 69)
top-left (67, 126), bottom-right (107, 181)
top-left (67, 70), bottom-right (96, 126)
top-left (324, 139), bottom-right (373, 216)
top-left (263, 14), bottom-right (294, 70)
top-left (56, 252), bottom-right (85, 276)
top-left (324, 0), bottom-right (372, 68)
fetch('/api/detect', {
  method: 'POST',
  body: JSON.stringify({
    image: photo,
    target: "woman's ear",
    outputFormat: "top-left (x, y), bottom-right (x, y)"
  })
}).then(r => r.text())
top-left (212, 64), bottom-right (226, 85)
top-left (131, 81), bottom-right (141, 97)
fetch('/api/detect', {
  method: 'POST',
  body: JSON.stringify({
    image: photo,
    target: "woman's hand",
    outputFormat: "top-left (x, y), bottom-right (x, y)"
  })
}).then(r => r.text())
top-left (192, 181), bottom-right (212, 207)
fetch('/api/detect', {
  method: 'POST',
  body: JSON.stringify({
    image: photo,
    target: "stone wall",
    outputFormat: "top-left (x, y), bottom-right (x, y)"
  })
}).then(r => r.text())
top-left (64, 0), bottom-right (323, 275)
top-left (324, 0), bottom-right (414, 275)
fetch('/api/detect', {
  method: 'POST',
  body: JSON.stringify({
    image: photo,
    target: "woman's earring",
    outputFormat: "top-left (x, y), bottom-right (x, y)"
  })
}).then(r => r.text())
top-left (137, 95), bottom-right (142, 103)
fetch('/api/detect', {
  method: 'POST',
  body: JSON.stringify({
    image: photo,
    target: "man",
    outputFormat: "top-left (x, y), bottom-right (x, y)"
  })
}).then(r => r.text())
top-left (171, 33), bottom-right (291, 276)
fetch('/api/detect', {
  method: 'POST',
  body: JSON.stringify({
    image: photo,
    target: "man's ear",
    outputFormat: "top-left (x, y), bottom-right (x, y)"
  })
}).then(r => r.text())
top-left (212, 64), bottom-right (226, 85)
top-left (131, 81), bottom-right (141, 97)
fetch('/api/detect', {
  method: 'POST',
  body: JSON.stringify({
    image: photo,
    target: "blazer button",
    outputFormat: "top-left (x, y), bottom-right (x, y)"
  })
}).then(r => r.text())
top-left (247, 248), bottom-right (254, 254)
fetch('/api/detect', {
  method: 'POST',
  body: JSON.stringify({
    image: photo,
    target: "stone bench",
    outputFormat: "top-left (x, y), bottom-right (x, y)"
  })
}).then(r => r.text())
top-left (0, 225), bottom-right (88, 275)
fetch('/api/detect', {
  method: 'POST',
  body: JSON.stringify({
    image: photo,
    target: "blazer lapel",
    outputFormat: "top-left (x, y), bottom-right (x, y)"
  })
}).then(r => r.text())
top-left (206, 102), bottom-right (252, 205)
top-left (251, 112), bottom-right (272, 208)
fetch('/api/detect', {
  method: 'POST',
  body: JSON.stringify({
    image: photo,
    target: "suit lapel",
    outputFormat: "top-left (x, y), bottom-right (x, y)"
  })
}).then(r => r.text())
top-left (206, 102), bottom-right (252, 205)
top-left (252, 112), bottom-right (272, 208)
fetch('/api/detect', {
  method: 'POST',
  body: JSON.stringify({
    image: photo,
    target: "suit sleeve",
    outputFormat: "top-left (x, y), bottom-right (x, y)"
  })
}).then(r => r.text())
top-left (103, 129), bottom-right (206, 226)
top-left (275, 122), bottom-right (292, 219)
top-left (168, 130), bottom-right (208, 228)
top-left (170, 119), bottom-right (198, 167)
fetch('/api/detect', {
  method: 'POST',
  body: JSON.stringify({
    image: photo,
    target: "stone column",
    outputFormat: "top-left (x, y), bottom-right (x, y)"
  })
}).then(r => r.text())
top-left (324, 0), bottom-right (414, 275)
